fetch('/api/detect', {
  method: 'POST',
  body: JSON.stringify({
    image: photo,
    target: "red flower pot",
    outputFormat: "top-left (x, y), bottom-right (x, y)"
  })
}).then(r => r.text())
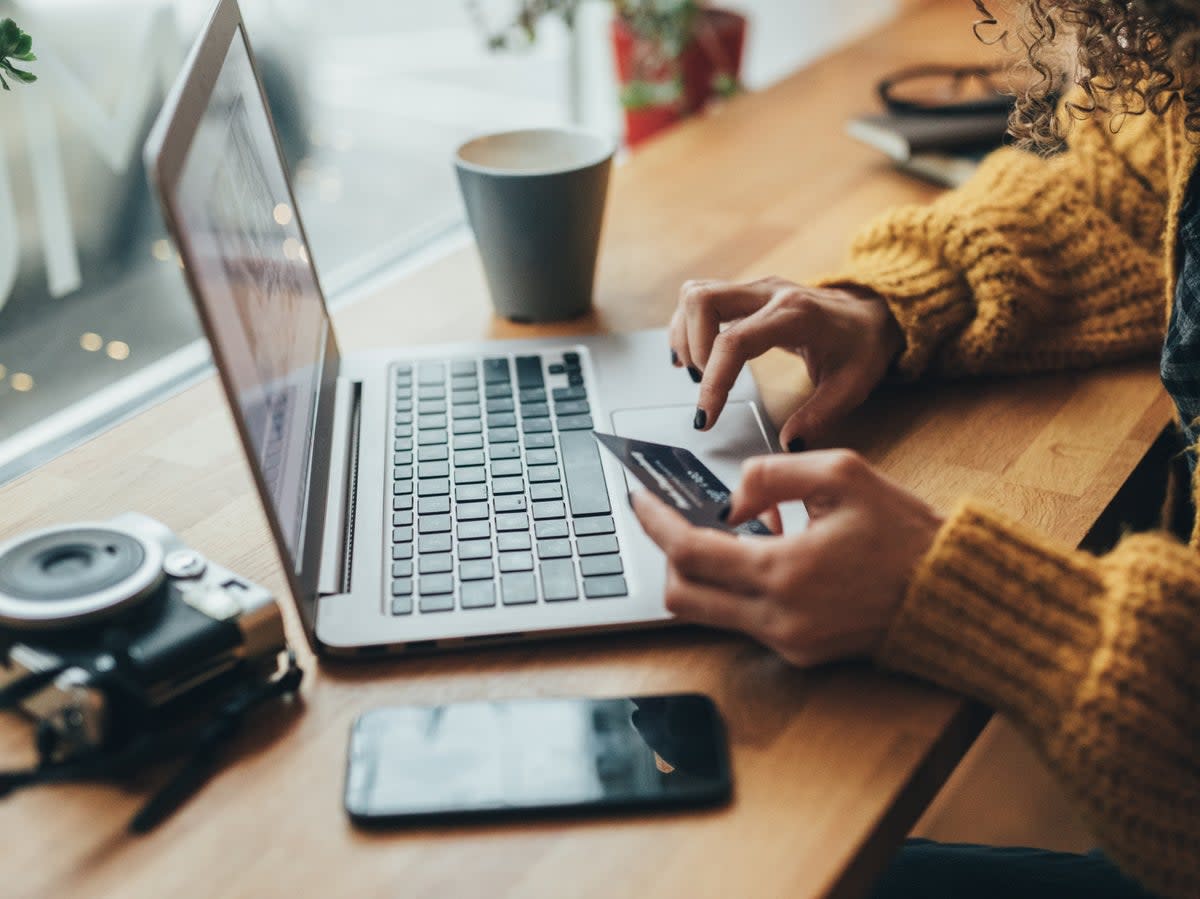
top-left (611, 7), bottom-right (748, 147)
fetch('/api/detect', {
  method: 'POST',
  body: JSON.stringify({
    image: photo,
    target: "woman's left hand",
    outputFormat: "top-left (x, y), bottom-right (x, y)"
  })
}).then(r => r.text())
top-left (630, 450), bottom-right (944, 667)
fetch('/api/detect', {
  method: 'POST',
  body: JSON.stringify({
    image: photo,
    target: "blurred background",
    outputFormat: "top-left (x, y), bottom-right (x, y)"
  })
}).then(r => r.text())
top-left (0, 0), bottom-right (897, 484)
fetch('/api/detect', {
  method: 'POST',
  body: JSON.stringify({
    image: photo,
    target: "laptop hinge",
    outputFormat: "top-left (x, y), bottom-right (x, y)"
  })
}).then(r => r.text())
top-left (318, 377), bottom-right (362, 597)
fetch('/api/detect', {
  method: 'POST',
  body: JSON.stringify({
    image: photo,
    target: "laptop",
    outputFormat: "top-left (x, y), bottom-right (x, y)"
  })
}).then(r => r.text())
top-left (144, 0), bottom-right (800, 657)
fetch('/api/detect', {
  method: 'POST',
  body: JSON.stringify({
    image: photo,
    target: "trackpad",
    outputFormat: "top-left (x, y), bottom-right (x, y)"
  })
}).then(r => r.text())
top-left (610, 402), bottom-right (773, 494)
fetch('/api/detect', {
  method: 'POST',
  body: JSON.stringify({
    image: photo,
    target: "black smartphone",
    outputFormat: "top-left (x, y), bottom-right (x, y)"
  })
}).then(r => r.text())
top-left (344, 693), bottom-right (732, 825)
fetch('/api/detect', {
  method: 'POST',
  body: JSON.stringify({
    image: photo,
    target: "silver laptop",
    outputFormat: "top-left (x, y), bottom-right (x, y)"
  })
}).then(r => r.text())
top-left (144, 0), bottom-right (797, 657)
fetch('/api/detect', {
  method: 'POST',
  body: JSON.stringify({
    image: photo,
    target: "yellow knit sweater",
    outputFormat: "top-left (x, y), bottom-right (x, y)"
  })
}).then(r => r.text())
top-left (829, 101), bottom-right (1200, 897)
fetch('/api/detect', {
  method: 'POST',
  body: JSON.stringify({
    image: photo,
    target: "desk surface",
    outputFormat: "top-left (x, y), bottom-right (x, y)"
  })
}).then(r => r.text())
top-left (0, 2), bottom-right (1172, 897)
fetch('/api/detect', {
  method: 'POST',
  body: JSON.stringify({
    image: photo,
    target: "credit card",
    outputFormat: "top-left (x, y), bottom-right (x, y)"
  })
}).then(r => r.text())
top-left (593, 432), bottom-right (772, 536)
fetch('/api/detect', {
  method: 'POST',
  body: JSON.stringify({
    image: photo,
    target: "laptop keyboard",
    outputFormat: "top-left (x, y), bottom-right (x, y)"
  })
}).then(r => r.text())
top-left (389, 350), bottom-right (628, 615)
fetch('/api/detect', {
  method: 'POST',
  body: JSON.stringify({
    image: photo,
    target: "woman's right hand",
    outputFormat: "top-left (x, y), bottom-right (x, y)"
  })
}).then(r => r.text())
top-left (668, 276), bottom-right (904, 450)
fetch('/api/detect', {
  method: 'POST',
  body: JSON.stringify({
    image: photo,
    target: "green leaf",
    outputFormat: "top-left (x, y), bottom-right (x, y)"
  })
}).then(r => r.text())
top-left (0, 19), bottom-right (19, 53)
top-left (0, 72), bottom-right (9, 92)
top-left (11, 68), bottom-right (35, 84)
top-left (15, 51), bottom-right (35, 62)
top-left (14, 34), bottom-right (30, 56)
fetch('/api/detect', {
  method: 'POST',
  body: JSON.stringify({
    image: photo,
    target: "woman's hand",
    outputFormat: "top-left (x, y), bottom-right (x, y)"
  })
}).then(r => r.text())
top-left (630, 450), bottom-right (943, 667)
top-left (668, 277), bottom-right (904, 450)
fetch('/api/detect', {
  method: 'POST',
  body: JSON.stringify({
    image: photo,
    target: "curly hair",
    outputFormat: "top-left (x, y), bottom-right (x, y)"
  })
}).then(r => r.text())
top-left (972, 0), bottom-right (1200, 148)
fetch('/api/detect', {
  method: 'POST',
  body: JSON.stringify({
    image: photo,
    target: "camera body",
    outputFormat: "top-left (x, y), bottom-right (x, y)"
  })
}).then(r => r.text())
top-left (0, 513), bottom-right (287, 762)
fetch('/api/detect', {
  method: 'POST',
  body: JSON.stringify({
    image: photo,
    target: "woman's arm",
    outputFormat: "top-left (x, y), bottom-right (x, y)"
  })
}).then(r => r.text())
top-left (883, 499), bottom-right (1200, 898)
top-left (824, 107), bottom-right (1170, 378)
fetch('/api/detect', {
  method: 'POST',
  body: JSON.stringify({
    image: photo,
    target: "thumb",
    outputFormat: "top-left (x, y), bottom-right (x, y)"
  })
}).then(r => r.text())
top-left (726, 450), bottom-right (861, 525)
top-left (777, 370), bottom-right (873, 452)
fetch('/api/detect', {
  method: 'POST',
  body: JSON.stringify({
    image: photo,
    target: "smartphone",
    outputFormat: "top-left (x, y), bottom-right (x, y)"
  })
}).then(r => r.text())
top-left (344, 693), bottom-right (732, 825)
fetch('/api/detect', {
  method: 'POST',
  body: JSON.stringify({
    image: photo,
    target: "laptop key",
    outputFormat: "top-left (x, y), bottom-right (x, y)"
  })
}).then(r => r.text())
top-left (520, 402), bottom-right (549, 419)
top-left (419, 554), bottom-right (453, 575)
top-left (567, 372), bottom-right (584, 387)
top-left (540, 559), bottom-right (579, 601)
top-left (485, 383), bottom-right (512, 399)
top-left (486, 395), bottom-right (515, 414)
top-left (393, 526), bottom-right (414, 543)
top-left (457, 502), bottom-right (490, 522)
top-left (525, 448), bottom-right (558, 466)
top-left (456, 467), bottom-right (486, 485)
top-left (577, 535), bottom-right (619, 556)
top-left (394, 424), bottom-right (413, 438)
top-left (418, 533), bottom-right (452, 554)
top-left (459, 559), bottom-right (494, 581)
top-left (393, 511), bottom-right (413, 527)
top-left (451, 389), bottom-right (479, 406)
top-left (548, 363), bottom-right (565, 375)
top-left (392, 561), bottom-right (413, 578)
top-left (574, 516), bottom-right (615, 536)
top-left (418, 362), bottom-right (445, 384)
top-left (559, 430), bottom-right (611, 517)
top-left (394, 465), bottom-right (414, 481)
top-left (499, 552), bottom-right (534, 573)
top-left (451, 360), bottom-right (478, 377)
top-left (392, 543), bottom-right (414, 561)
top-left (418, 461), bottom-right (450, 479)
top-left (491, 459), bottom-right (523, 478)
top-left (483, 358), bottom-right (510, 383)
top-left (528, 465), bottom-right (561, 484)
top-left (554, 399), bottom-right (590, 417)
top-left (519, 387), bottom-right (546, 404)
top-left (552, 386), bottom-right (587, 402)
top-left (492, 476), bottom-right (525, 495)
top-left (457, 520), bottom-right (491, 541)
top-left (453, 434), bottom-right (484, 451)
top-left (418, 514), bottom-right (452, 534)
top-left (418, 429), bottom-right (448, 446)
top-left (458, 539), bottom-right (492, 560)
top-left (556, 415), bottom-right (594, 432)
top-left (494, 494), bottom-right (526, 514)
top-left (488, 412), bottom-right (517, 429)
top-left (418, 478), bottom-right (450, 497)
top-left (537, 538), bottom-right (572, 559)
top-left (418, 496), bottom-right (450, 516)
top-left (583, 574), bottom-right (628, 599)
top-left (418, 385), bottom-right (447, 401)
top-left (454, 419), bottom-right (483, 435)
top-left (579, 554), bottom-right (622, 577)
top-left (532, 500), bottom-right (566, 520)
top-left (523, 432), bottom-right (556, 450)
top-left (490, 443), bottom-right (521, 461)
top-left (418, 572), bottom-right (454, 594)
top-left (461, 580), bottom-right (497, 609)
top-left (455, 484), bottom-right (488, 503)
top-left (418, 400), bottom-right (447, 415)
top-left (488, 427), bottom-right (519, 444)
top-left (535, 520), bottom-right (569, 540)
top-left (391, 594), bottom-right (413, 615)
top-left (530, 482), bottom-right (563, 501)
top-left (501, 573), bottom-right (538, 606)
top-left (452, 404), bottom-right (482, 420)
top-left (419, 414), bottom-right (448, 431)
top-left (498, 531), bottom-right (532, 552)
top-left (419, 593), bottom-right (455, 613)
top-left (393, 451), bottom-right (414, 466)
top-left (395, 410), bottom-right (413, 425)
top-left (496, 513), bottom-right (530, 532)
top-left (454, 450), bottom-right (485, 468)
top-left (418, 445), bottom-right (449, 462)
top-left (523, 418), bottom-right (553, 434)
top-left (515, 356), bottom-right (544, 388)
top-left (394, 437), bottom-right (413, 453)
top-left (394, 494), bottom-right (414, 511)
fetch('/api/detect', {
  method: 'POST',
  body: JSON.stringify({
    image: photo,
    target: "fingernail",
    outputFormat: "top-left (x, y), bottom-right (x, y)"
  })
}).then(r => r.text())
top-left (687, 366), bottom-right (702, 384)
top-left (670, 349), bottom-right (680, 367)
top-left (787, 437), bottom-right (806, 453)
top-left (717, 504), bottom-right (730, 522)
top-left (693, 408), bottom-right (707, 430)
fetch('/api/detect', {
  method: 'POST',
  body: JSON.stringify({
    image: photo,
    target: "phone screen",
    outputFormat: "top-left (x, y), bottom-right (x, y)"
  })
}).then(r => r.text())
top-left (344, 694), bottom-right (731, 823)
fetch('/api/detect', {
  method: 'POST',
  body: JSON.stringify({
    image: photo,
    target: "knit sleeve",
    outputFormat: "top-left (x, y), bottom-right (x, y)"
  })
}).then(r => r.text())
top-left (878, 499), bottom-right (1200, 898)
top-left (820, 109), bottom-right (1170, 378)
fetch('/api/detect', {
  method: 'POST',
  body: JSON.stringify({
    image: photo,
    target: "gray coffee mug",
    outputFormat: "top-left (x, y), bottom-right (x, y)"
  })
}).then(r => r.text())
top-left (455, 128), bottom-right (615, 323)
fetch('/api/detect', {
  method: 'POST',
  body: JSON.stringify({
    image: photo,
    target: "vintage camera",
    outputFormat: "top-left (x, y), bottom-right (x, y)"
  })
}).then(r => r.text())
top-left (0, 513), bottom-right (291, 766)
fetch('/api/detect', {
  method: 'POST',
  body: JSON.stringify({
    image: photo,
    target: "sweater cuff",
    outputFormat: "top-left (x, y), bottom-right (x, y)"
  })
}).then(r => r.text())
top-left (877, 498), bottom-right (1105, 734)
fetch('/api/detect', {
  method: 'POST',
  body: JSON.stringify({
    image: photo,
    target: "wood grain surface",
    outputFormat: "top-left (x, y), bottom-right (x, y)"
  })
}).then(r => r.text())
top-left (0, 2), bottom-right (1172, 897)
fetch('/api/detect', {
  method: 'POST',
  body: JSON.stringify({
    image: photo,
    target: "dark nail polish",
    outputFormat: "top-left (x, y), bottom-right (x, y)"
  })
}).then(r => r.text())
top-left (693, 408), bottom-right (707, 430)
top-left (687, 366), bottom-right (702, 384)
top-left (787, 437), bottom-right (806, 453)
top-left (671, 349), bottom-right (680, 367)
top-left (717, 504), bottom-right (730, 522)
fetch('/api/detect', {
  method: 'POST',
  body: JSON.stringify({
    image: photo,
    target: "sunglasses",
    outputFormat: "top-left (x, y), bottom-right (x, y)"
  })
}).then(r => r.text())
top-left (877, 64), bottom-right (1015, 116)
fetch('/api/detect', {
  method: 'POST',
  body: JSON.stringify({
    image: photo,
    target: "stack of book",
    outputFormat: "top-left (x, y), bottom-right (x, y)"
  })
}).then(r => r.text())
top-left (846, 108), bottom-right (1011, 187)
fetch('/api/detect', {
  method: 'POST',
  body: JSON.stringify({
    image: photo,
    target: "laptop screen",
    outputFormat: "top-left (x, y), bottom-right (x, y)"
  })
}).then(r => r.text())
top-left (173, 26), bottom-right (331, 569)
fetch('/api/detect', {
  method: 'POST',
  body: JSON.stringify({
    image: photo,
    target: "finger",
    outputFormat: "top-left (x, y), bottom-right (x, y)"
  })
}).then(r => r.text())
top-left (631, 490), bottom-right (768, 593)
top-left (694, 303), bottom-right (787, 431)
top-left (662, 566), bottom-right (763, 635)
top-left (682, 282), bottom-right (768, 371)
top-left (668, 300), bottom-right (692, 369)
top-left (761, 505), bottom-right (783, 535)
top-left (727, 450), bottom-right (869, 524)
top-left (777, 369), bottom-right (876, 451)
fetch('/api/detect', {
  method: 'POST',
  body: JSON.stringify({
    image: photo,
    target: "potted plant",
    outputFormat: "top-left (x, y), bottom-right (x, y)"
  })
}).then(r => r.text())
top-left (0, 18), bottom-right (37, 91)
top-left (470, 1), bottom-right (746, 147)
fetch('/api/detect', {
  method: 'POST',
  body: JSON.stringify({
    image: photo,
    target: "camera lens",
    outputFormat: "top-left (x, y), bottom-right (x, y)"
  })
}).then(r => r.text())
top-left (0, 525), bottom-right (164, 630)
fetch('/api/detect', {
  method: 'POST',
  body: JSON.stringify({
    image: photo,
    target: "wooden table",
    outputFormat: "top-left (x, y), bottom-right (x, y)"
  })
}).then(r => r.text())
top-left (0, 2), bottom-right (1172, 897)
